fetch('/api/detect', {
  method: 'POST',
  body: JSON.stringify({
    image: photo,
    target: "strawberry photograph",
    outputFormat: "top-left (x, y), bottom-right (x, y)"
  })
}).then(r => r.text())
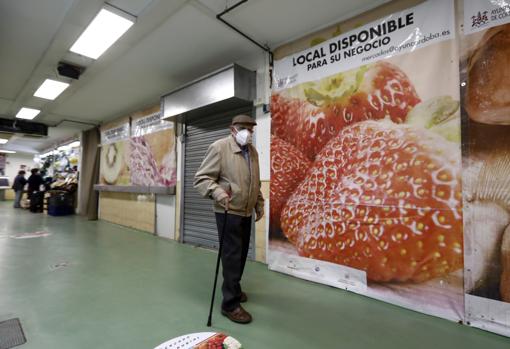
top-left (271, 61), bottom-right (421, 161)
top-left (280, 119), bottom-right (463, 283)
top-left (269, 34), bottom-right (464, 320)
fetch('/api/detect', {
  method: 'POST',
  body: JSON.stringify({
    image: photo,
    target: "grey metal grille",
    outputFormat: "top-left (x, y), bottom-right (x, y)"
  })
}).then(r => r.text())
top-left (182, 108), bottom-right (255, 258)
top-left (0, 318), bottom-right (26, 349)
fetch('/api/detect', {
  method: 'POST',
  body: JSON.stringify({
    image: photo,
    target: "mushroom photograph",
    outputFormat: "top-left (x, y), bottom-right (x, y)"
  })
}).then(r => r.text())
top-left (100, 141), bottom-right (130, 185)
top-left (463, 23), bottom-right (510, 303)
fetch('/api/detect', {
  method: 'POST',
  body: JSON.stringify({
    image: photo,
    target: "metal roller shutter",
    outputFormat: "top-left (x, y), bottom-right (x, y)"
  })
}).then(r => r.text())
top-left (182, 107), bottom-right (255, 259)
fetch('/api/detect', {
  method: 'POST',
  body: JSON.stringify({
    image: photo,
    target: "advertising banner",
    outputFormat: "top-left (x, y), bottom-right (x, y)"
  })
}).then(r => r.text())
top-left (132, 111), bottom-right (173, 137)
top-left (99, 112), bottom-right (177, 188)
top-left (273, 0), bottom-right (455, 91)
top-left (464, 0), bottom-right (510, 34)
top-left (100, 122), bottom-right (131, 185)
top-left (130, 112), bottom-right (177, 187)
top-left (100, 140), bottom-right (131, 185)
top-left (269, 0), bottom-right (464, 321)
top-left (100, 122), bottom-right (130, 145)
top-left (461, 0), bottom-right (510, 336)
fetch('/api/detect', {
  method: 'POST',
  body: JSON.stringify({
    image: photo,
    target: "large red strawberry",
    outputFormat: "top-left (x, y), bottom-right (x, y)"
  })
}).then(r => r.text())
top-left (280, 120), bottom-right (463, 283)
top-left (271, 93), bottom-right (323, 160)
top-left (270, 136), bottom-right (312, 231)
top-left (272, 62), bottom-right (420, 160)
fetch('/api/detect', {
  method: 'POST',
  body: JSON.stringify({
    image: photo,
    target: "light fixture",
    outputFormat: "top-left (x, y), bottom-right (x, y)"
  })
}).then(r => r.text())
top-left (69, 141), bottom-right (81, 148)
top-left (70, 6), bottom-right (135, 59)
top-left (34, 79), bottom-right (70, 100)
top-left (0, 138), bottom-right (8, 144)
top-left (16, 107), bottom-right (40, 120)
top-left (58, 144), bottom-right (70, 151)
top-left (0, 150), bottom-right (16, 154)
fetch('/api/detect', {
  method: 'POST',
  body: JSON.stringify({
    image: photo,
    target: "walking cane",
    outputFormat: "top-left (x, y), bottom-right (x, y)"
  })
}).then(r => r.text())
top-left (207, 209), bottom-right (228, 327)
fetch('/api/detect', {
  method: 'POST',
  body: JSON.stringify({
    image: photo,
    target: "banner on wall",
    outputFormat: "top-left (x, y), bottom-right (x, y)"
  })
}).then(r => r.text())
top-left (461, 0), bottom-right (510, 336)
top-left (130, 112), bottom-right (177, 187)
top-left (463, 0), bottom-right (510, 34)
top-left (100, 122), bottom-right (130, 145)
top-left (132, 111), bottom-right (173, 137)
top-left (98, 113), bottom-right (177, 188)
top-left (100, 122), bottom-right (131, 186)
top-left (274, 0), bottom-right (455, 90)
top-left (269, 0), bottom-right (464, 321)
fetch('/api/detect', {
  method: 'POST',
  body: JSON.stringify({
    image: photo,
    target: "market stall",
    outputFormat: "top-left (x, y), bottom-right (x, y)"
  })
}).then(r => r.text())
top-left (36, 140), bottom-right (80, 215)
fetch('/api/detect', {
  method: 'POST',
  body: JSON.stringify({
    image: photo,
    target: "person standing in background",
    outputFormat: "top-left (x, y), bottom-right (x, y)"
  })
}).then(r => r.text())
top-left (12, 170), bottom-right (27, 208)
top-left (27, 168), bottom-right (44, 213)
top-left (27, 168), bottom-right (43, 196)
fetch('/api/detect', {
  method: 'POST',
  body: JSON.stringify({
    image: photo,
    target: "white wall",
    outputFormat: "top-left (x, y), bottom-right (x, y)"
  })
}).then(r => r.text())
top-left (156, 194), bottom-right (176, 239)
top-left (3, 153), bottom-right (36, 185)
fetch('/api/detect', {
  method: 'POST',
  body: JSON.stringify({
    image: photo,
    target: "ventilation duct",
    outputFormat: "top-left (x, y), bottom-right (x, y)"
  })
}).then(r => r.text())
top-left (0, 118), bottom-right (48, 137)
top-left (161, 64), bottom-right (256, 123)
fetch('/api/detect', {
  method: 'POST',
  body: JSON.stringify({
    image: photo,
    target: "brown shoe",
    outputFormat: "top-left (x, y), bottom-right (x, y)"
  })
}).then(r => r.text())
top-left (221, 306), bottom-right (252, 324)
top-left (240, 291), bottom-right (248, 303)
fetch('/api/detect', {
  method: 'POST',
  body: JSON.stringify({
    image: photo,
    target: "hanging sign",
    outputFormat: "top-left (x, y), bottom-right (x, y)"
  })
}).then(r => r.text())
top-left (274, 0), bottom-right (455, 91)
top-left (131, 112), bottom-right (173, 137)
top-left (100, 123), bottom-right (130, 145)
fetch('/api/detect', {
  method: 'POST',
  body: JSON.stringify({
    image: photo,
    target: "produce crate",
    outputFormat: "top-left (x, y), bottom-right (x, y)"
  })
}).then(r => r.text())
top-left (46, 191), bottom-right (75, 216)
top-left (47, 205), bottom-right (74, 216)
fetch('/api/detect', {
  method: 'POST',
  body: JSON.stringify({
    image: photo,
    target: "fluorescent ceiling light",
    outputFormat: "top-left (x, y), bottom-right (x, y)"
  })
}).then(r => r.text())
top-left (34, 79), bottom-right (70, 100)
top-left (70, 7), bottom-right (135, 59)
top-left (0, 150), bottom-right (16, 154)
top-left (69, 141), bottom-right (81, 148)
top-left (0, 138), bottom-right (8, 144)
top-left (16, 107), bottom-right (40, 120)
top-left (58, 145), bottom-right (70, 151)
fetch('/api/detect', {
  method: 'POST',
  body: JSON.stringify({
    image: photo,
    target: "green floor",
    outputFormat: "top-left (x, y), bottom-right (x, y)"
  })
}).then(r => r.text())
top-left (0, 202), bottom-right (509, 348)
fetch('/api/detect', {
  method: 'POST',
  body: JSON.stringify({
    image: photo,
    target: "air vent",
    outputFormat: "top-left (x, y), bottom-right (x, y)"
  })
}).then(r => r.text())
top-left (57, 120), bottom-right (95, 130)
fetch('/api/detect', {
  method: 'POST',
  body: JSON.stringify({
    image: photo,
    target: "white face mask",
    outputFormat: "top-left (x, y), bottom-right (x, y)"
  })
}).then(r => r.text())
top-left (234, 128), bottom-right (253, 146)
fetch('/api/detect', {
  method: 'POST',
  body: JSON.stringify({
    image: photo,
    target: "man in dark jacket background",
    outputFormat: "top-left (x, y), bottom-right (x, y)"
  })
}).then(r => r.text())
top-left (12, 170), bottom-right (27, 208)
top-left (27, 168), bottom-right (44, 213)
top-left (27, 168), bottom-right (43, 195)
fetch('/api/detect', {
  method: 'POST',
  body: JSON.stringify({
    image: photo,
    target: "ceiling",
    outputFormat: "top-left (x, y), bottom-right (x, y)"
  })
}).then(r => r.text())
top-left (0, 0), bottom-right (389, 153)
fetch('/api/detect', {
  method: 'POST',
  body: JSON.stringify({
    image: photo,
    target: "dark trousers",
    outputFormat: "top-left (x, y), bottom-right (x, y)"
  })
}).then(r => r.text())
top-left (29, 191), bottom-right (44, 213)
top-left (215, 212), bottom-right (252, 311)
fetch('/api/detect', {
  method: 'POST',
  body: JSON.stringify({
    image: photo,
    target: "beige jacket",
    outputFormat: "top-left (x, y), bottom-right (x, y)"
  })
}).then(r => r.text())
top-left (194, 135), bottom-right (264, 217)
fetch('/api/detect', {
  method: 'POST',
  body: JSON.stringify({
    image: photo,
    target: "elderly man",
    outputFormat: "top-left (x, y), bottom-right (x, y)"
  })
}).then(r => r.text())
top-left (194, 114), bottom-right (264, 324)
